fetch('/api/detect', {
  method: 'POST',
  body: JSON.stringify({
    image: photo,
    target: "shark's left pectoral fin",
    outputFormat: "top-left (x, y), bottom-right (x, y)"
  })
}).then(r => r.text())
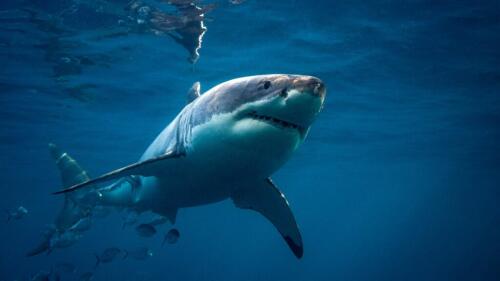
top-left (231, 178), bottom-right (303, 258)
top-left (53, 150), bottom-right (185, 195)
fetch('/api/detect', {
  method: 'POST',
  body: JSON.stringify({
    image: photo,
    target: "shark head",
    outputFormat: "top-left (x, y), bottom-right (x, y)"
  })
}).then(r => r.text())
top-left (228, 74), bottom-right (325, 139)
top-left (188, 74), bottom-right (326, 178)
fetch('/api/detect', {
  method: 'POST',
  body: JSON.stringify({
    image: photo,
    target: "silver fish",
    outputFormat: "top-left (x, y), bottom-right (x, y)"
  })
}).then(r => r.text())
top-left (121, 211), bottom-right (139, 229)
top-left (31, 271), bottom-right (50, 281)
top-left (49, 230), bottom-right (82, 251)
top-left (91, 206), bottom-right (111, 218)
top-left (80, 271), bottom-right (94, 281)
top-left (163, 228), bottom-right (180, 245)
top-left (54, 262), bottom-right (76, 273)
top-left (135, 223), bottom-right (157, 237)
top-left (125, 247), bottom-right (153, 260)
top-left (95, 247), bottom-right (124, 267)
top-left (5, 206), bottom-right (28, 221)
top-left (145, 214), bottom-right (168, 226)
top-left (68, 217), bottom-right (92, 233)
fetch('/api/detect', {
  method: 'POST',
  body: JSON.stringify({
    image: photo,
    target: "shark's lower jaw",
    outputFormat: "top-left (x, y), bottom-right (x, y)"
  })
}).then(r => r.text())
top-left (247, 111), bottom-right (305, 136)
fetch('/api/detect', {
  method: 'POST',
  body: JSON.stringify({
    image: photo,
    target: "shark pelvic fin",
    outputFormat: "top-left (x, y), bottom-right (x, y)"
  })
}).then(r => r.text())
top-left (53, 150), bottom-right (185, 195)
top-left (231, 178), bottom-right (304, 259)
top-left (187, 81), bottom-right (201, 103)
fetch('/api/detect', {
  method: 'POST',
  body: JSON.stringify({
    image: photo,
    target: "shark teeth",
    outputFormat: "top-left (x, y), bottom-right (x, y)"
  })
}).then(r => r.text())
top-left (247, 111), bottom-right (302, 131)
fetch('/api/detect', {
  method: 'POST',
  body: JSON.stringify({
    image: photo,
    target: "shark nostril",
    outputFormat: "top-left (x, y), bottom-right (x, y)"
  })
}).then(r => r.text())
top-left (313, 82), bottom-right (325, 97)
top-left (280, 88), bottom-right (288, 98)
top-left (294, 77), bottom-right (325, 97)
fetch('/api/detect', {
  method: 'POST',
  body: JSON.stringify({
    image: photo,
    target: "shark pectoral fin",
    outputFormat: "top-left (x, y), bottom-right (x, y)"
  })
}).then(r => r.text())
top-left (231, 178), bottom-right (303, 259)
top-left (52, 150), bottom-right (185, 195)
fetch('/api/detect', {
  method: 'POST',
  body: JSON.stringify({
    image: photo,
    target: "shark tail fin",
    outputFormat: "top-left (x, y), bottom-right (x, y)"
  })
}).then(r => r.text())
top-left (49, 143), bottom-right (95, 229)
top-left (27, 144), bottom-right (92, 257)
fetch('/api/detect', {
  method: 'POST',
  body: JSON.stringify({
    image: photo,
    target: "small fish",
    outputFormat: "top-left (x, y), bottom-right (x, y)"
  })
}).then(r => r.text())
top-left (229, 0), bottom-right (246, 4)
top-left (95, 247), bottom-right (124, 267)
top-left (163, 228), bottom-right (180, 245)
top-left (31, 270), bottom-right (50, 281)
top-left (69, 217), bottom-right (92, 233)
top-left (91, 206), bottom-right (111, 218)
top-left (5, 206), bottom-right (28, 221)
top-left (135, 223), bottom-right (157, 237)
top-left (121, 211), bottom-right (139, 229)
top-left (42, 224), bottom-right (57, 238)
top-left (49, 230), bottom-right (82, 251)
top-left (31, 268), bottom-right (60, 281)
top-left (80, 271), bottom-right (94, 281)
top-left (54, 262), bottom-right (76, 273)
top-left (146, 214), bottom-right (168, 226)
top-left (79, 190), bottom-right (102, 206)
top-left (124, 247), bottom-right (153, 260)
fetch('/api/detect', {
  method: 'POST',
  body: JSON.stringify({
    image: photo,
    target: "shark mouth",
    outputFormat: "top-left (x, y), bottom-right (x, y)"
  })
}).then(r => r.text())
top-left (247, 111), bottom-right (304, 134)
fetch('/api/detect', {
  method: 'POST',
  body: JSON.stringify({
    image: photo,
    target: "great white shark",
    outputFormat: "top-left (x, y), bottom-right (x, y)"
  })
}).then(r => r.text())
top-left (29, 74), bottom-right (326, 258)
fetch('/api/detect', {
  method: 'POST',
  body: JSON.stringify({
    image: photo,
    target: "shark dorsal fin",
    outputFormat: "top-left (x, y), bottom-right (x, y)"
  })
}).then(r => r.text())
top-left (187, 82), bottom-right (201, 103)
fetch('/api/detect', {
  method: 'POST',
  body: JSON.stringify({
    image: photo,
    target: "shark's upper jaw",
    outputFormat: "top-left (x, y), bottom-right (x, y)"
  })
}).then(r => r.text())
top-left (246, 110), bottom-right (307, 137)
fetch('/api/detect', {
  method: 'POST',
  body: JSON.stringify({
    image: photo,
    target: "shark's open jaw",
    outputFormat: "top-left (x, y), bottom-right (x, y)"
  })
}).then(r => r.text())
top-left (247, 111), bottom-right (304, 134)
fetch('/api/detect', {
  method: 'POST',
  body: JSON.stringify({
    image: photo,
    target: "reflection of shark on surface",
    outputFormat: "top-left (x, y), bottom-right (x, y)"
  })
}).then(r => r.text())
top-left (162, 0), bottom-right (216, 63)
top-left (124, 0), bottom-right (214, 63)
top-left (2, 1), bottom-right (219, 67)
top-left (84, 0), bottom-right (216, 63)
top-left (29, 74), bottom-right (326, 258)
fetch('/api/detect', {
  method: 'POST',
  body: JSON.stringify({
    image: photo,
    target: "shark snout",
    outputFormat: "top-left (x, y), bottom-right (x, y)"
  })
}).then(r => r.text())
top-left (268, 76), bottom-right (326, 130)
top-left (292, 76), bottom-right (326, 99)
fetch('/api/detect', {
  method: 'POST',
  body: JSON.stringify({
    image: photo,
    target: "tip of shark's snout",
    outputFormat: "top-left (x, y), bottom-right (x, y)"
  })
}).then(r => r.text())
top-left (313, 80), bottom-right (326, 98)
top-left (291, 76), bottom-right (326, 99)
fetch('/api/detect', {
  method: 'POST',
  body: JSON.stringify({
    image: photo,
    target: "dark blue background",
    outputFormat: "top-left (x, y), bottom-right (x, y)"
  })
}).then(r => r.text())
top-left (1, 0), bottom-right (499, 280)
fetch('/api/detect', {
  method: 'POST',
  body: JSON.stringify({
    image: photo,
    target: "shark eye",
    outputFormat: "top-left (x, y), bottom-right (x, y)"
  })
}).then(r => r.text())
top-left (263, 81), bottom-right (271, 89)
top-left (280, 88), bottom-right (288, 98)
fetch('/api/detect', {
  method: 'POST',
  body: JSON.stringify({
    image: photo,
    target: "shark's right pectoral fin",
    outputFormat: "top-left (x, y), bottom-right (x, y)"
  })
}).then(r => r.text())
top-left (231, 178), bottom-right (303, 258)
top-left (53, 150), bottom-right (185, 195)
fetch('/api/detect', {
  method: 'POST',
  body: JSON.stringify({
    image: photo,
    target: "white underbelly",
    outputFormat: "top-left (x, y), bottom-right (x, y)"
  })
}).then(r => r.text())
top-left (138, 114), bottom-right (302, 209)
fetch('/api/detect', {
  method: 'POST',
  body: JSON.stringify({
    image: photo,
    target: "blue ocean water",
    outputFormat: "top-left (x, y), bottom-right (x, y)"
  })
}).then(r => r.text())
top-left (1, 0), bottom-right (499, 280)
